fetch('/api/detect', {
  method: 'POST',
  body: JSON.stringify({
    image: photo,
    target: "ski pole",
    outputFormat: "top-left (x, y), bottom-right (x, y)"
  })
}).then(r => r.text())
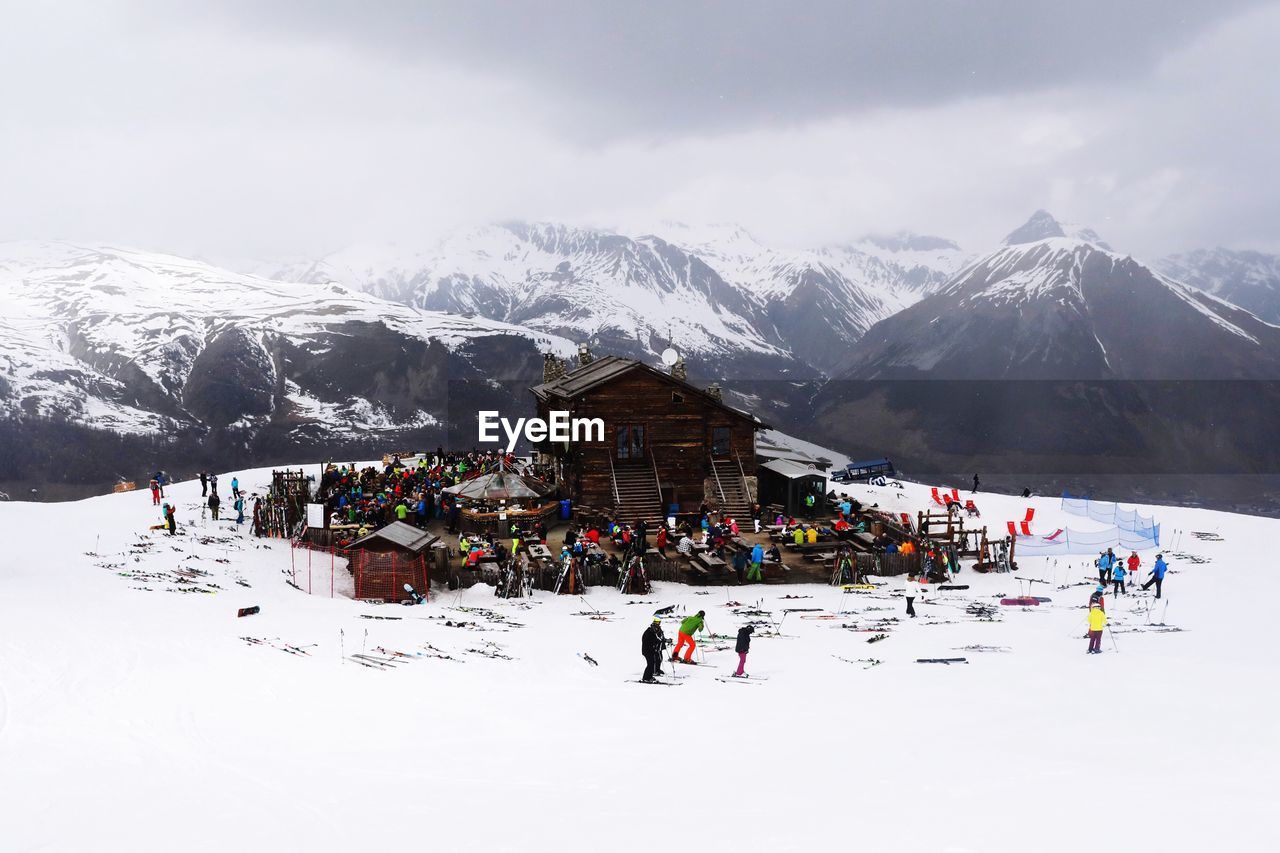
top-left (340, 628), bottom-right (345, 664)
top-left (1106, 624), bottom-right (1119, 652)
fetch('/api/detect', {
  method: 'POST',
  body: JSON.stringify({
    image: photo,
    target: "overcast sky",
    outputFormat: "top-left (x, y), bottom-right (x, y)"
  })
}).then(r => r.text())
top-left (2, 0), bottom-right (1277, 261)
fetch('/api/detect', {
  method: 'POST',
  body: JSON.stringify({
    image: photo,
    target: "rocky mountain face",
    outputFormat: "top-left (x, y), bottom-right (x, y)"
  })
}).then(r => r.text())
top-left (1156, 247), bottom-right (1280, 325)
top-left (811, 213), bottom-right (1280, 506)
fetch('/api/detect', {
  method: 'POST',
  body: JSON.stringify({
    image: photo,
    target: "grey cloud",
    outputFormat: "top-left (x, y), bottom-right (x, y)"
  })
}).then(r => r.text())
top-left (193, 0), bottom-right (1266, 134)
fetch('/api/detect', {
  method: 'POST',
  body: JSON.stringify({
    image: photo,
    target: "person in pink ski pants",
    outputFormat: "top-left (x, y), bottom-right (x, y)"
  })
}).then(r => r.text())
top-left (733, 625), bottom-right (755, 677)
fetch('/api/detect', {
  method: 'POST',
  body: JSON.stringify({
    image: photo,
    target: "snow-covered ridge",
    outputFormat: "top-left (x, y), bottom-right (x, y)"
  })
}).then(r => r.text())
top-left (0, 241), bottom-right (573, 435)
top-left (264, 220), bottom-right (966, 375)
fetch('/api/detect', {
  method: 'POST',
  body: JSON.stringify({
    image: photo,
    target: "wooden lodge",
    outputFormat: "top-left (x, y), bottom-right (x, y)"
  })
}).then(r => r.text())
top-left (529, 353), bottom-right (764, 525)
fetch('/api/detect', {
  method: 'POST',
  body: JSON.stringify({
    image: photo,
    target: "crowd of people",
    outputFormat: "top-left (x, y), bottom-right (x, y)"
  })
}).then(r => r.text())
top-left (314, 450), bottom-right (528, 541)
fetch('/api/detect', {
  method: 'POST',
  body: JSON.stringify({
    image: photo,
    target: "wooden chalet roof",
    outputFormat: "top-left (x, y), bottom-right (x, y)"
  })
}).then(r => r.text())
top-left (530, 355), bottom-right (764, 426)
top-left (347, 521), bottom-right (439, 554)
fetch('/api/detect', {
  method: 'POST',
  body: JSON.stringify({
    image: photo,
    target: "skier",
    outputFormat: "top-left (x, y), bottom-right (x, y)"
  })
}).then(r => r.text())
top-left (1127, 551), bottom-right (1141, 580)
top-left (1086, 602), bottom-right (1107, 654)
top-left (234, 495), bottom-right (245, 525)
top-left (231, 476), bottom-right (241, 499)
top-left (209, 472), bottom-right (218, 496)
top-left (149, 477), bottom-right (161, 506)
top-left (670, 610), bottom-right (706, 664)
top-left (1096, 551), bottom-right (1113, 586)
top-left (641, 617), bottom-right (666, 683)
top-left (199, 470), bottom-right (208, 497)
top-left (163, 503), bottom-right (176, 536)
top-left (972, 474), bottom-right (980, 493)
top-left (749, 542), bottom-right (764, 582)
top-left (1141, 553), bottom-right (1168, 599)
top-left (733, 624), bottom-right (754, 677)
top-left (208, 491), bottom-right (220, 521)
top-left (904, 573), bottom-right (919, 617)
top-left (1111, 558), bottom-right (1127, 596)
top-left (1089, 584), bottom-right (1106, 613)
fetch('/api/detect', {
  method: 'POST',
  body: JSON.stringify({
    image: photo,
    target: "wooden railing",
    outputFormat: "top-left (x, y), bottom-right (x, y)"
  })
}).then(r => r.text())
top-left (607, 451), bottom-right (620, 507)
top-left (710, 457), bottom-right (727, 505)
top-left (650, 452), bottom-right (662, 516)
top-left (734, 449), bottom-right (754, 504)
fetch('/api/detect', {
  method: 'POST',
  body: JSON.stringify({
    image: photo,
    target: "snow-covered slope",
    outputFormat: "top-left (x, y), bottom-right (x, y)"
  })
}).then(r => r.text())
top-left (1157, 246), bottom-right (1280, 325)
top-left (661, 222), bottom-right (964, 372)
top-left (268, 222), bottom-right (965, 377)
top-left (0, 466), bottom-right (1273, 852)
top-left (0, 241), bottom-right (573, 439)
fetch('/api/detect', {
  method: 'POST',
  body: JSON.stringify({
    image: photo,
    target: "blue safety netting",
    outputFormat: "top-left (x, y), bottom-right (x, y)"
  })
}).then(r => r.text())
top-left (1014, 524), bottom-right (1161, 557)
top-left (1060, 491), bottom-right (1159, 539)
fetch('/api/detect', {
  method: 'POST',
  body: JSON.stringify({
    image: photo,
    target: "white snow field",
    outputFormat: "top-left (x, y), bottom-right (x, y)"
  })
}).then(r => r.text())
top-left (1, 470), bottom-right (1276, 853)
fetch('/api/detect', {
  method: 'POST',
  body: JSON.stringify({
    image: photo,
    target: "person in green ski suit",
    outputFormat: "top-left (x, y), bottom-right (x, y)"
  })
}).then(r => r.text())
top-left (671, 610), bottom-right (706, 663)
top-left (748, 542), bottom-right (764, 582)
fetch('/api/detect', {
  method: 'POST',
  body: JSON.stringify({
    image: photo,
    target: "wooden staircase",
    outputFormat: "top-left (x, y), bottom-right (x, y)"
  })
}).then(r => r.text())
top-left (711, 458), bottom-right (753, 521)
top-left (611, 463), bottom-right (665, 526)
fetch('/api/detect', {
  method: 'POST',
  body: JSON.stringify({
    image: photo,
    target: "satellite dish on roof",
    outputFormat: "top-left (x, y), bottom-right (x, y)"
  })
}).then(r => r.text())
top-left (661, 347), bottom-right (680, 366)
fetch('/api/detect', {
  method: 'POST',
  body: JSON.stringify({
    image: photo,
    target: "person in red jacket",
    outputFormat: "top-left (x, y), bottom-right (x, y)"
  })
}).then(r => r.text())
top-left (655, 526), bottom-right (668, 558)
top-left (1127, 552), bottom-right (1141, 577)
top-left (149, 478), bottom-right (161, 506)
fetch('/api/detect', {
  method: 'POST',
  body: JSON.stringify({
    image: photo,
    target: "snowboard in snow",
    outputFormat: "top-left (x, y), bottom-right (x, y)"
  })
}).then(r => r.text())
top-left (938, 584), bottom-right (970, 590)
top-left (716, 676), bottom-right (765, 685)
top-left (237, 605), bottom-right (259, 618)
top-left (1000, 597), bottom-right (1040, 606)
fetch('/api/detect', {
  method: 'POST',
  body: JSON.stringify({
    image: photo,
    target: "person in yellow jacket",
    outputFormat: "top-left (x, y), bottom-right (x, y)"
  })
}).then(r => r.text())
top-left (792, 527), bottom-right (805, 546)
top-left (805, 526), bottom-right (818, 545)
top-left (1086, 602), bottom-right (1107, 654)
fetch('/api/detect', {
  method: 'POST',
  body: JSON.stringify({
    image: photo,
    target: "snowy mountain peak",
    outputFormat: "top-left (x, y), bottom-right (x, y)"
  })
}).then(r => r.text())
top-left (1003, 211), bottom-right (1112, 250)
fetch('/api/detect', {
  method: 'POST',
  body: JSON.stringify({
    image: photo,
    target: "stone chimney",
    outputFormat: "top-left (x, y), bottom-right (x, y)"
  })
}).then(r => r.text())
top-left (543, 352), bottom-right (566, 382)
top-left (671, 356), bottom-right (687, 382)
top-left (577, 343), bottom-right (594, 367)
top-left (704, 383), bottom-right (722, 401)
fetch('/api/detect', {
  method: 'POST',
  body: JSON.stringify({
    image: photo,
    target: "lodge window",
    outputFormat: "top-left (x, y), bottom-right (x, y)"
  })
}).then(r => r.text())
top-left (672, 392), bottom-right (685, 403)
top-left (711, 426), bottom-right (731, 457)
top-left (616, 424), bottom-right (645, 460)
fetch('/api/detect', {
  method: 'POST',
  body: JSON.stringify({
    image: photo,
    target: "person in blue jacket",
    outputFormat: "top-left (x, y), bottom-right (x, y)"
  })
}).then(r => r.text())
top-left (1111, 557), bottom-right (1127, 596)
top-left (1141, 553), bottom-right (1169, 598)
top-left (749, 542), bottom-right (764, 582)
top-left (1097, 550), bottom-right (1115, 585)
